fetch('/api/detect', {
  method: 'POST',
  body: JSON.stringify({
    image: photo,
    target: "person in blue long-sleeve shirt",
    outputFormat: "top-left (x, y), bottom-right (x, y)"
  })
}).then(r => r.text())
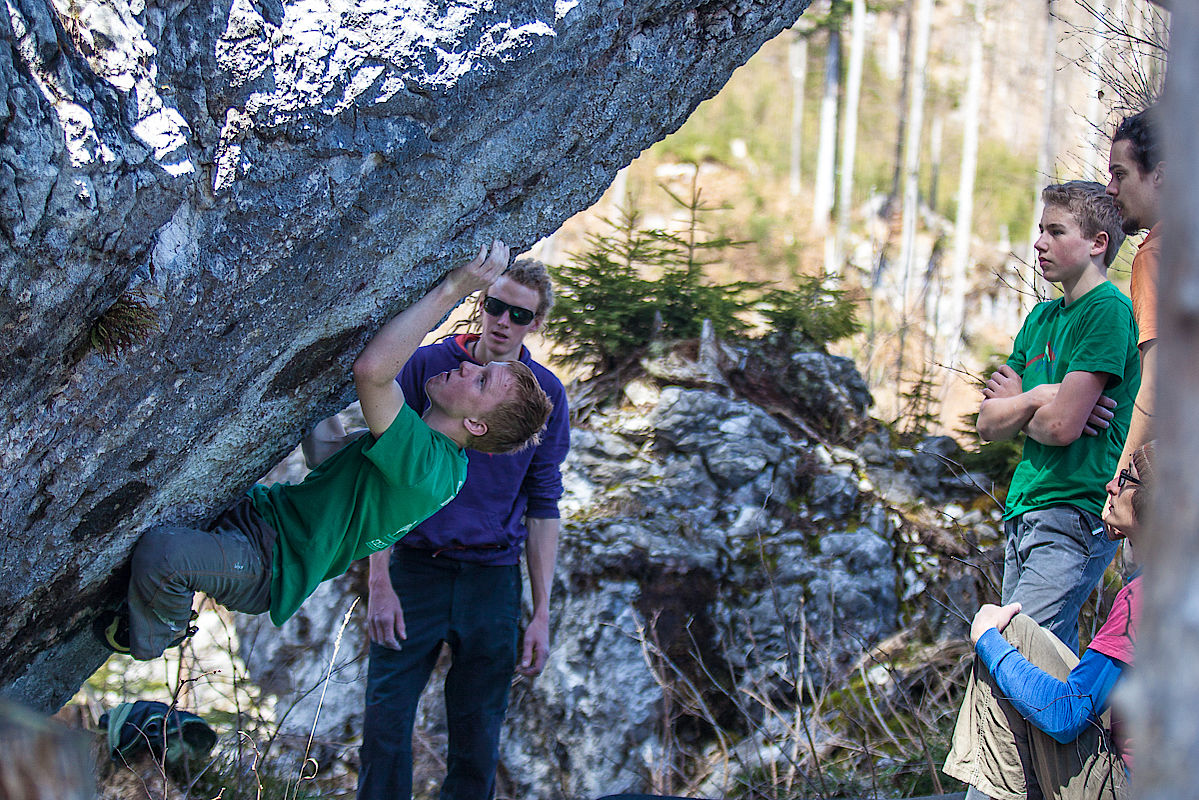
top-left (943, 441), bottom-right (1152, 800)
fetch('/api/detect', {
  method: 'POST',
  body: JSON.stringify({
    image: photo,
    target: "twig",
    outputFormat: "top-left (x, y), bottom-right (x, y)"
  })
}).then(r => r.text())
top-left (857, 645), bottom-right (944, 795)
top-left (914, 444), bottom-right (1004, 511)
top-left (289, 597), bottom-right (360, 800)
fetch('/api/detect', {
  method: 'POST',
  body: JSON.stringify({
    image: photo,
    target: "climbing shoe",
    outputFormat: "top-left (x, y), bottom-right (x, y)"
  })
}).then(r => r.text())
top-left (94, 605), bottom-right (199, 656)
top-left (94, 605), bottom-right (131, 655)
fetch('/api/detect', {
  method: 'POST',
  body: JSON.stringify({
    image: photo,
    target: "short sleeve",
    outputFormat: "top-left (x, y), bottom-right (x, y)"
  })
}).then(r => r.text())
top-left (397, 352), bottom-right (433, 413)
top-left (1006, 311), bottom-right (1035, 377)
top-left (1131, 236), bottom-right (1160, 345)
top-left (361, 404), bottom-right (456, 488)
top-left (1088, 578), bottom-right (1140, 665)
top-left (1064, 295), bottom-right (1137, 388)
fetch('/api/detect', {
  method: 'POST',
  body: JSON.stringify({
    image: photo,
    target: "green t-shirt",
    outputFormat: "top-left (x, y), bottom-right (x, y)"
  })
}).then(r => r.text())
top-left (1003, 281), bottom-right (1141, 519)
top-left (249, 404), bottom-right (467, 624)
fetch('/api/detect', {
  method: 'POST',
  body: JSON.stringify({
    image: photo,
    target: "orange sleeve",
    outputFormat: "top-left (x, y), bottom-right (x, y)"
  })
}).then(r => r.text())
top-left (1130, 234), bottom-right (1160, 347)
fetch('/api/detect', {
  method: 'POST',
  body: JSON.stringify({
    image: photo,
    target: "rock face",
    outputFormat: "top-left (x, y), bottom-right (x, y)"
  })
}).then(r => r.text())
top-left (498, 356), bottom-right (995, 798)
top-left (502, 382), bottom-right (902, 797)
top-left (242, 341), bottom-right (995, 798)
top-left (0, 0), bottom-right (812, 710)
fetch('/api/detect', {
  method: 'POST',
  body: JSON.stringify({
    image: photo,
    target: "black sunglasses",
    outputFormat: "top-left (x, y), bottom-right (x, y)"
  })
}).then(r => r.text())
top-left (482, 295), bottom-right (536, 326)
top-left (1117, 468), bottom-right (1142, 489)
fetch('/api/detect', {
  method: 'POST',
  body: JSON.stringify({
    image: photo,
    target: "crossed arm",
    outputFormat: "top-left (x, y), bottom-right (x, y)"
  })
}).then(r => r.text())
top-left (976, 365), bottom-right (1115, 446)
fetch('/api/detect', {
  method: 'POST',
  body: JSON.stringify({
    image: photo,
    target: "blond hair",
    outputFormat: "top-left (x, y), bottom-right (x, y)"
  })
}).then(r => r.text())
top-left (1041, 181), bottom-right (1126, 267)
top-left (458, 259), bottom-right (556, 337)
top-left (469, 360), bottom-right (553, 454)
top-left (502, 259), bottom-right (555, 320)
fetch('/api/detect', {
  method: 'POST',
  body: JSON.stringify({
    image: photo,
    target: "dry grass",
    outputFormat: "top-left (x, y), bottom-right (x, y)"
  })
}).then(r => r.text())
top-left (74, 599), bottom-right (363, 800)
top-left (627, 596), bottom-right (974, 800)
top-left (89, 289), bottom-right (160, 362)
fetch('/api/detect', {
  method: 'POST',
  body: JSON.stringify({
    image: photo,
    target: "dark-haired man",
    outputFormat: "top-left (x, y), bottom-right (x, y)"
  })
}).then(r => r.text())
top-left (1106, 105), bottom-right (1163, 496)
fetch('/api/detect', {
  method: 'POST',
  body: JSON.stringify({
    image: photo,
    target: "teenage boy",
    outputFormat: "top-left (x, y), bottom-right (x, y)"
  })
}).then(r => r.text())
top-left (977, 181), bottom-right (1140, 653)
top-left (1106, 105), bottom-right (1163, 494)
top-left (98, 240), bottom-right (555, 661)
top-left (357, 259), bottom-right (570, 800)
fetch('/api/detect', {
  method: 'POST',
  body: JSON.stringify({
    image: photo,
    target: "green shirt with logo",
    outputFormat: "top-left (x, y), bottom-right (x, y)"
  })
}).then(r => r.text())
top-left (250, 403), bottom-right (467, 624)
top-left (1003, 281), bottom-right (1140, 520)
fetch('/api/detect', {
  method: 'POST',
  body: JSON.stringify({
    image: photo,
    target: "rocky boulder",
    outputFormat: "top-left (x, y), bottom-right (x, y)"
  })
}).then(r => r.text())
top-left (0, 0), bottom-right (813, 711)
top-left (501, 383), bottom-right (901, 797)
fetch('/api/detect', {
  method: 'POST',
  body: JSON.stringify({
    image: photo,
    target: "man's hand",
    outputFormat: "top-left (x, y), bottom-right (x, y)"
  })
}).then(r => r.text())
top-left (521, 518), bottom-right (559, 678)
top-left (1108, 339), bottom-right (1155, 501)
top-left (1023, 371), bottom-right (1110, 446)
top-left (367, 549), bottom-right (406, 649)
top-left (517, 613), bottom-right (550, 677)
top-left (977, 368), bottom-right (1054, 442)
top-left (367, 578), bottom-right (407, 650)
top-left (970, 602), bottom-right (1022, 645)
top-left (1082, 395), bottom-right (1117, 436)
top-left (354, 239), bottom-right (511, 438)
top-left (982, 365), bottom-right (1023, 400)
top-left (444, 240), bottom-right (510, 300)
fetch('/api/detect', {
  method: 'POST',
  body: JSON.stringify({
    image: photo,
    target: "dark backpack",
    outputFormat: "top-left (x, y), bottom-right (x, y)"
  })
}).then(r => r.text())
top-left (99, 700), bottom-right (216, 766)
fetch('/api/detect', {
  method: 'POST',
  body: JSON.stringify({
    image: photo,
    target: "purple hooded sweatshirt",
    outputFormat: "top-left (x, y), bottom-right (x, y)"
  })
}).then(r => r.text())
top-left (395, 334), bottom-right (570, 565)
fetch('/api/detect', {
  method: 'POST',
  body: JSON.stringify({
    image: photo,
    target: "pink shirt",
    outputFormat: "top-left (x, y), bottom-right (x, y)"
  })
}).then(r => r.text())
top-left (1088, 575), bottom-right (1141, 771)
top-left (1089, 577), bottom-right (1140, 665)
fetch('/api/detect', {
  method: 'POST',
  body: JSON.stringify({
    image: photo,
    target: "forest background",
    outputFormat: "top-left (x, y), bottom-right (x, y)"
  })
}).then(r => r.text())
top-left (526, 0), bottom-right (1166, 440)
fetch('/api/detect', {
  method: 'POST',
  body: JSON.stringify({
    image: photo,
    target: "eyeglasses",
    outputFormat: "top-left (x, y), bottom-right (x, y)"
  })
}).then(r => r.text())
top-left (1117, 468), bottom-right (1142, 490)
top-left (482, 295), bottom-right (536, 326)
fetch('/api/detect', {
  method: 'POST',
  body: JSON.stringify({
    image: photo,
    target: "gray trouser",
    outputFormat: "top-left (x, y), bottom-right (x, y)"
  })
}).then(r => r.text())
top-left (127, 506), bottom-right (273, 660)
top-left (943, 614), bottom-right (1129, 800)
top-left (1001, 505), bottom-right (1118, 654)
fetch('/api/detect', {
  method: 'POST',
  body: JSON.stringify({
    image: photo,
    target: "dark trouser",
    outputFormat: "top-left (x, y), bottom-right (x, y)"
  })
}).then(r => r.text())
top-left (127, 498), bottom-right (274, 660)
top-left (357, 549), bottom-right (521, 800)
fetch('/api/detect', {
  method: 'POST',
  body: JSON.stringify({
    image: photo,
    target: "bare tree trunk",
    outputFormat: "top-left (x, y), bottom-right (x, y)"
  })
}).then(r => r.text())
top-left (1128, 6), bottom-right (1197, 798)
top-left (883, 7), bottom-right (903, 80)
top-left (1086, 0), bottom-right (1109, 180)
top-left (1146, 3), bottom-right (1170, 92)
top-left (889, 0), bottom-right (915, 203)
top-left (789, 29), bottom-right (809, 198)
top-left (928, 114), bottom-right (944, 213)
top-left (895, 0), bottom-right (932, 407)
top-left (833, 0), bottom-right (867, 277)
top-left (812, 11), bottom-right (842, 233)
top-left (898, 0), bottom-right (932, 307)
top-left (1025, 0), bottom-right (1058, 310)
top-left (946, 0), bottom-right (986, 374)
